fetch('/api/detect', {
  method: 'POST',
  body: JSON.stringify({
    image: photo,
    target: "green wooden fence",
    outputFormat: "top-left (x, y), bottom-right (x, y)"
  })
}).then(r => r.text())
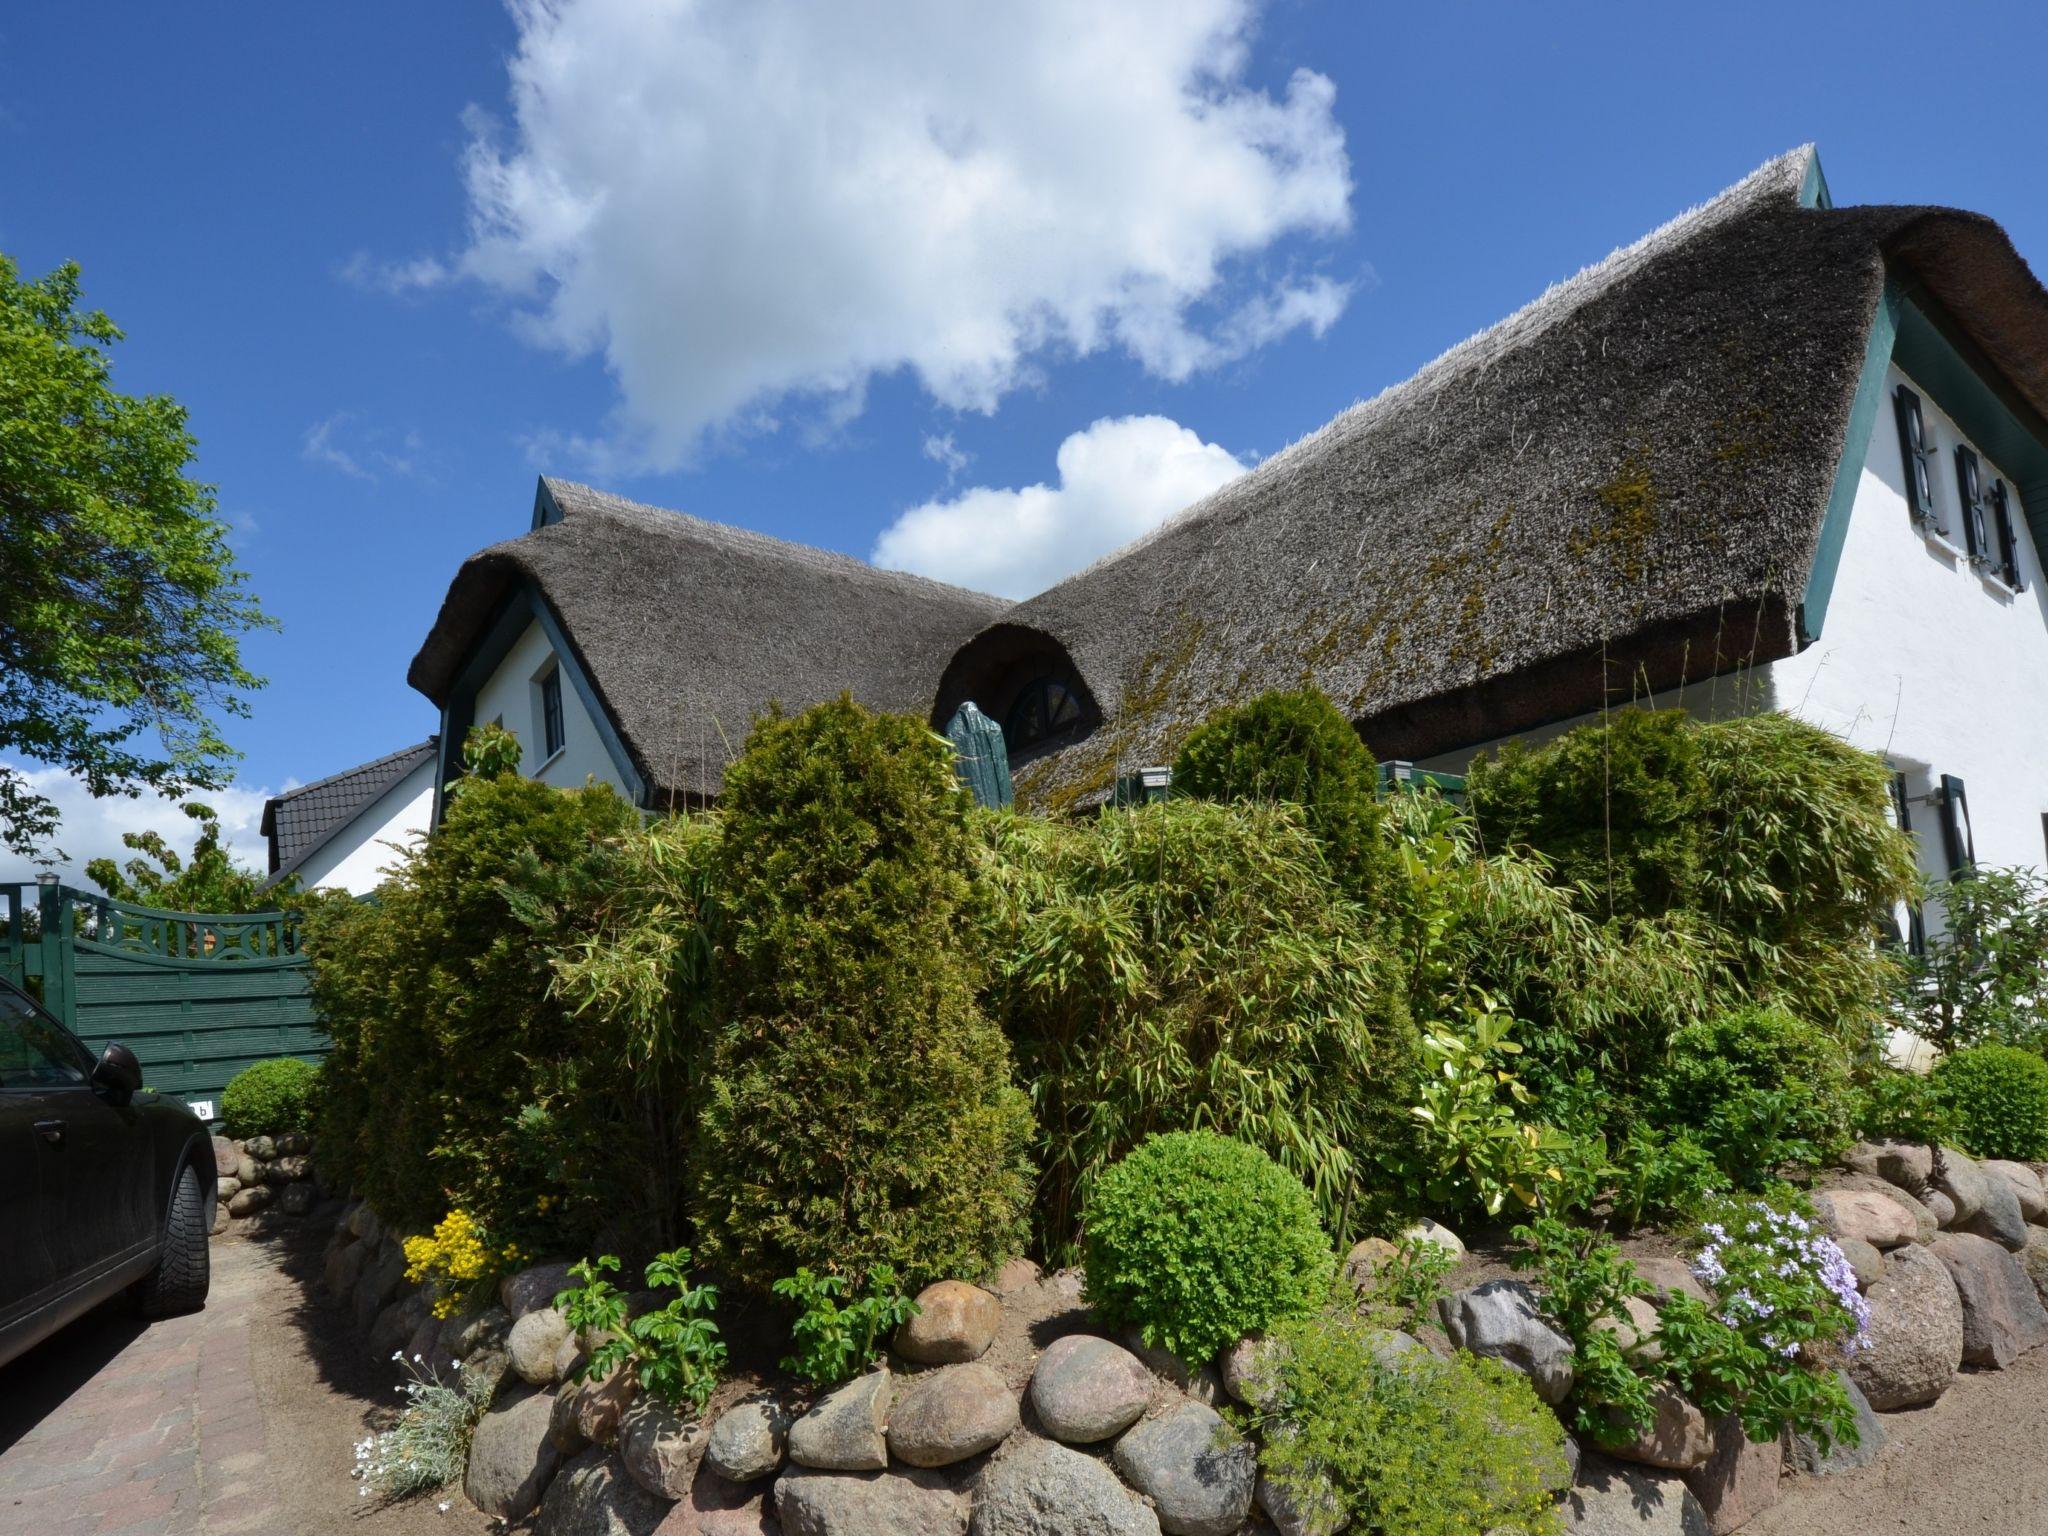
top-left (1, 882), bottom-right (323, 1118)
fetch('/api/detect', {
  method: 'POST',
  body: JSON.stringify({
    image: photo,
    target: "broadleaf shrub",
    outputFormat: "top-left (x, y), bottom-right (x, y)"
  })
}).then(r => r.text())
top-left (1082, 1130), bottom-right (1332, 1364)
top-left (1252, 1311), bottom-right (1570, 1536)
top-left (1643, 1007), bottom-right (1855, 1186)
top-left (221, 1056), bottom-right (322, 1137)
top-left (694, 697), bottom-right (1035, 1291)
top-left (1897, 867), bottom-right (2048, 1052)
top-left (1170, 686), bottom-right (1399, 905)
top-left (978, 799), bottom-right (1411, 1252)
top-left (1933, 1044), bottom-right (2048, 1161)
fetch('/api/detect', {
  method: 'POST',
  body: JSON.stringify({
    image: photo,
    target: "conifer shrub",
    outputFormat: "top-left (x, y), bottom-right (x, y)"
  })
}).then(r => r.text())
top-left (305, 751), bottom-right (641, 1244)
top-left (693, 697), bottom-right (1035, 1292)
top-left (1252, 1311), bottom-right (1570, 1536)
top-left (1934, 1044), bottom-right (2048, 1161)
top-left (221, 1055), bottom-right (322, 1138)
top-left (1171, 686), bottom-right (1398, 905)
top-left (1082, 1130), bottom-right (1332, 1364)
top-left (978, 799), bottom-right (1412, 1252)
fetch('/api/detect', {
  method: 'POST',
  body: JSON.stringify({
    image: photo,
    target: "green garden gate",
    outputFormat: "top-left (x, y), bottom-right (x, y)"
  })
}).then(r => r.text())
top-left (0, 881), bottom-right (323, 1121)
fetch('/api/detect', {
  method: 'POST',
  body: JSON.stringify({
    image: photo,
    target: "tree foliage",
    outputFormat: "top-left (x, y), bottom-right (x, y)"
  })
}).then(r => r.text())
top-left (1896, 867), bottom-right (2048, 1053)
top-left (85, 801), bottom-right (275, 912)
top-left (694, 697), bottom-right (1035, 1291)
top-left (0, 255), bottom-right (269, 858)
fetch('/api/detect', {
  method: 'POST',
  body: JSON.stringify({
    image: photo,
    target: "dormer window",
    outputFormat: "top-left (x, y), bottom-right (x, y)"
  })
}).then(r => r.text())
top-left (1005, 677), bottom-right (1083, 753)
top-left (1893, 384), bottom-right (1941, 533)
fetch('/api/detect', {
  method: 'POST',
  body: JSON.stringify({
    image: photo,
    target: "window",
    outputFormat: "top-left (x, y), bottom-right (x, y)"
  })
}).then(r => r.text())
top-left (539, 667), bottom-right (566, 760)
top-left (0, 987), bottom-right (89, 1090)
top-left (1992, 480), bottom-right (2026, 591)
top-left (1894, 385), bottom-right (1941, 532)
top-left (1004, 677), bottom-right (1083, 753)
top-left (1890, 772), bottom-right (1927, 956)
top-left (1954, 445), bottom-right (1990, 561)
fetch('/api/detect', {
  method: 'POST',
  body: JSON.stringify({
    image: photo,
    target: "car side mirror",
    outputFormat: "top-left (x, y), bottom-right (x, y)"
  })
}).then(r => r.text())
top-left (92, 1042), bottom-right (143, 1101)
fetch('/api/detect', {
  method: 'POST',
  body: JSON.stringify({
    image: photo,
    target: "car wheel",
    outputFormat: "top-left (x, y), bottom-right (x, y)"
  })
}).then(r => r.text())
top-left (134, 1161), bottom-right (211, 1317)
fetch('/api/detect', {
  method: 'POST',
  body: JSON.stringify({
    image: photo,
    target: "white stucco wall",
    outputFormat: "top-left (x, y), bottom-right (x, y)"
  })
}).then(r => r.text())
top-left (470, 618), bottom-right (632, 798)
top-left (295, 759), bottom-right (436, 896)
top-left (1421, 360), bottom-right (2048, 898)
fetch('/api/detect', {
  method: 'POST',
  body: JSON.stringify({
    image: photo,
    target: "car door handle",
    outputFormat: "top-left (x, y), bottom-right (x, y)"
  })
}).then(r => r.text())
top-left (34, 1119), bottom-right (65, 1146)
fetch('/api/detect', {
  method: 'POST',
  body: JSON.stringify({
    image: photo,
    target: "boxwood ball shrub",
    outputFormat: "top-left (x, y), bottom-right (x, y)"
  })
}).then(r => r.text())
top-left (1170, 685), bottom-right (1399, 907)
top-left (220, 1056), bottom-right (322, 1138)
top-left (1934, 1044), bottom-right (2048, 1161)
top-left (1082, 1130), bottom-right (1332, 1364)
top-left (1643, 1006), bottom-right (1855, 1184)
top-left (694, 697), bottom-right (1035, 1292)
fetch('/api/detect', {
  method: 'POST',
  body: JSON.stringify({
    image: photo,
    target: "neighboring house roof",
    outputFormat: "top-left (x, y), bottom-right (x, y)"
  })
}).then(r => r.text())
top-left (931, 145), bottom-right (2048, 809)
top-left (408, 478), bottom-right (1012, 801)
top-left (260, 739), bottom-right (437, 884)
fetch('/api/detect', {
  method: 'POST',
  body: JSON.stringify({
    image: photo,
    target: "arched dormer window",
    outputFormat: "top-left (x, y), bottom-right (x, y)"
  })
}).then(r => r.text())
top-left (1005, 676), bottom-right (1083, 753)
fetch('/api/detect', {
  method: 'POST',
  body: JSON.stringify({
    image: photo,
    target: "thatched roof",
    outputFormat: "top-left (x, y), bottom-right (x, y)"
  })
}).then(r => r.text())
top-left (931, 146), bottom-right (2048, 809)
top-left (409, 479), bottom-right (1009, 800)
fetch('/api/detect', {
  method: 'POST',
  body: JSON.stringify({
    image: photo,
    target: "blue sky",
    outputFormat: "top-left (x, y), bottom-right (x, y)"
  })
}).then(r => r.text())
top-left (3, 1), bottom-right (2044, 871)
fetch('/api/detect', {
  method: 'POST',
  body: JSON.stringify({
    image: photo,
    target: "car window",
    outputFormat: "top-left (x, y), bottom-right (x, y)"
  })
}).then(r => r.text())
top-left (0, 987), bottom-right (91, 1089)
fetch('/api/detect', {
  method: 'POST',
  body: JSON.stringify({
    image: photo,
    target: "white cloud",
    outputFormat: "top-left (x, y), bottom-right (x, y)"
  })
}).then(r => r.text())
top-left (455, 0), bottom-right (1353, 468)
top-left (338, 250), bottom-right (451, 296)
top-left (923, 433), bottom-right (971, 481)
top-left (3, 763), bottom-right (276, 889)
top-left (302, 414), bottom-right (428, 483)
top-left (872, 414), bottom-right (1246, 599)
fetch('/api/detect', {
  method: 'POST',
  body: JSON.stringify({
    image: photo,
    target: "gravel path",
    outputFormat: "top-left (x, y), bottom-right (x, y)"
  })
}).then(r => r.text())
top-left (1747, 1347), bottom-right (2048, 1535)
top-left (0, 1222), bottom-right (495, 1536)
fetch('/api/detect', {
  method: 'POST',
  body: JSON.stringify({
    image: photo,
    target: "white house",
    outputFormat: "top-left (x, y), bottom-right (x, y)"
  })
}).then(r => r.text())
top-left (259, 740), bottom-right (437, 896)
top-left (410, 146), bottom-right (2048, 928)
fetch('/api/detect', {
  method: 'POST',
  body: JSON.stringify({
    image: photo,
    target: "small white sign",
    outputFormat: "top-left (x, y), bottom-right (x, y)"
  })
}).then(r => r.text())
top-left (188, 1099), bottom-right (216, 1123)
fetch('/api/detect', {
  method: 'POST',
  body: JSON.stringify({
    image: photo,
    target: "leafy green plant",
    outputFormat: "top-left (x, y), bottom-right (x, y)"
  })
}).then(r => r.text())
top-left (1607, 1123), bottom-right (1725, 1230)
top-left (1082, 1130), bottom-right (1333, 1364)
top-left (1252, 1311), bottom-right (1570, 1536)
top-left (1402, 997), bottom-right (1574, 1217)
top-left (1643, 1007), bottom-right (1855, 1186)
top-left (1852, 1068), bottom-right (1959, 1148)
top-left (1358, 1236), bottom-right (1457, 1333)
top-left (220, 1056), bottom-right (321, 1137)
top-left (1933, 1044), bottom-right (2048, 1161)
top-left (1896, 868), bottom-right (2048, 1053)
top-left (1509, 1216), bottom-right (1658, 1441)
top-left (695, 698), bottom-right (1034, 1291)
top-left (555, 1250), bottom-right (728, 1414)
top-left (977, 798), bottom-right (1412, 1255)
top-left (86, 801), bottom-right (280, 913)
top-left (772, 1266), bottom-right (918, 1386)
top-left (350, 1350), bottom-right (494, 1502)
top-left (1170, 685), bottom-right (1400, 906)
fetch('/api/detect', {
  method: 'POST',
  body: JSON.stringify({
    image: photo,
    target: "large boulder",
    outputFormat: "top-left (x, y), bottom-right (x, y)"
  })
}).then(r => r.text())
top-left (1933, 1150), bottom-right (1991, 1224)
top-left (1220, 1334), bottom-right (1285, 1409)
top-left (324, 1237), bottom-right (369, 1305)
top-left (1837, 1236), bottom-right (1884, 1292)
top-left (1437, 1281), bottom-right (1574, 1404)
top-left (1850, 1139), bottom-right (1933, 1193)
top-left (1678, 1416), bottom-right (1779, 1536)
top-left (786, 1371), bottom-right (890, 1472)
top-left (707, 1397), bottom-right (791, 1483)
top-left (278, 1181), bottom-right (318, 1217)
top-left (1983, 1160), bottom-right (2048, 1223)
top-left (244, 1134), bottom-right (276, 1161)
top-left (447, 1305), bottom-right (514, 1362)
top-left (512, 1307), bottom-right (576, 1387)
top-left (1928, 1232), bottom-right (2048, 1367)
top-left (1847, 1244), bottom-right (1964, 1410)
top-left (352, 1241), bottom-right (408, 1332)
top-left (1785, 1371), bottom-right (1884, 1477)
top-left (1340, 1237), bottom-right (1396, 1296)
top-left (2022, 1226), bottom-right (2048, 1309)
top-left (347, 1202), bottom-right (384, 1243)
top-left (1111, 1401), bottom-right (1256, 1536)
top-left (1815, 1173), bottom-right (1939, 1245)
top-left (227, 1184), bottom-right (273, 1218)
top-left (1813, 1187), bottom-right (1921, 1251)
top-left (621, 1397), bottom-right (711, 1501)
top-left (369, 1290), bottom-right (432, 1364)
top-left (973, 1435), bottom-right (1161, 1536)
top-left (535, 1447), bottom-right (670, 1536)
top-left (1593, 1296), bottom-right (1664, 1363)
top-left (503, 1260), bottom-right (578, 1319)
top-left (1956, 1167), bottom-right (2031, 1251)
top-left (1256, 1468), bottom-right (1348, 1536)
top-left (895, 1281), bottom-right (1002, 1365)
top-left (1028, 1335), bottom-right (1154, 1444)
top-left (1399, 1218), bottom-right (1465, 1258)
top-left (1632, 1258), bottom-right (1711, 1308)
top-left (211, 1135), bottom-right (239, 1177)
top-left (571, 1364), bottom-right (641, 1448)
top-left (886, 1363), bottom-right (1018, 1468)
top-left (773, 1466), bottom-right (967, 1536)
top-left (657, 1465), bottom-right (780, 1536)
top-left (1602, 1385), bottom-right (1709, 1471)
top-left (1562, 1457), bottom-right (1710, 1535)
top-left (466, 1383), bottom-right (565, 1520)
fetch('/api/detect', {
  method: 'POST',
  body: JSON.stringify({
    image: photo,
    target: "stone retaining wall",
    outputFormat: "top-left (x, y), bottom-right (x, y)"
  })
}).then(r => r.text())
top-left (207, 1132), bottom-right (321, 1235)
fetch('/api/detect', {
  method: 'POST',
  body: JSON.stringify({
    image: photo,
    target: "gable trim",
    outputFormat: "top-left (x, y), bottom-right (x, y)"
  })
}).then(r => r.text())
top-left (1801, 277), bottom-right (1901, 644)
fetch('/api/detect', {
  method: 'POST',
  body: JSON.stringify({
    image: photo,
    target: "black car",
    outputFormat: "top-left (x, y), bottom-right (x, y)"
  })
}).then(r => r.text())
top-left (0, 975), bottom-right (213, 1367)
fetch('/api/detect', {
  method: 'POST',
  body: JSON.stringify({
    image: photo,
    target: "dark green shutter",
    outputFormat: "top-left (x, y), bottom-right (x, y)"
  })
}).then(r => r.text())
top-left (1894, 385), bottom-right (1938, 528)
top-left (1955, 444), bottom-right (1989, 559)
top-left (1938, 773), bottom-right (1975, 879)
top-left (1992, 480), bottom-right (2025, 590)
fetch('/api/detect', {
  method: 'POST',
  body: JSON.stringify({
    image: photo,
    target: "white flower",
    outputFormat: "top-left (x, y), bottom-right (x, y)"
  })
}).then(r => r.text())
top-left (439, 1502), bottom-right (452, 1514)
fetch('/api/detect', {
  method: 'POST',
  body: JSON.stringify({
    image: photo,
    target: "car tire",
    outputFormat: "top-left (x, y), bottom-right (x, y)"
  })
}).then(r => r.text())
top-left (134, 1161), bottom-right (211, 1318)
